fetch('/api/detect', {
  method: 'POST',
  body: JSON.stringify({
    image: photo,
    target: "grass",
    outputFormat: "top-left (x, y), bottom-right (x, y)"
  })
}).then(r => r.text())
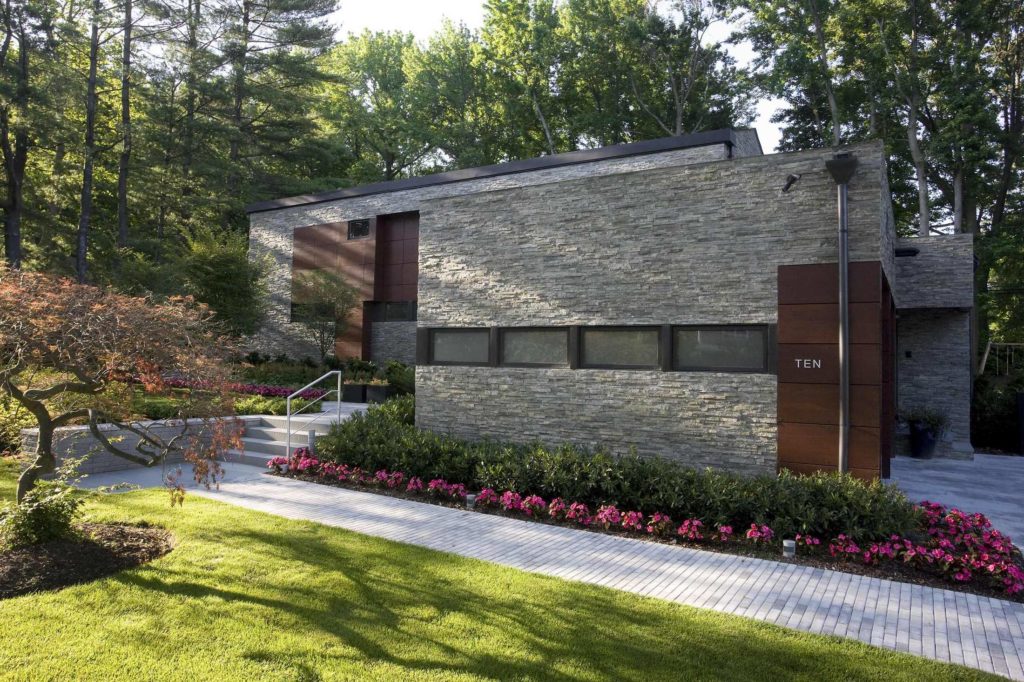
top-left (0, 459), bottom-right (996, 681)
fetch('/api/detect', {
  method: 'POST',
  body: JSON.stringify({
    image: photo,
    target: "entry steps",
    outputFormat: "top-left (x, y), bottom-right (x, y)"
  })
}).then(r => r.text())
top-left (228, 407), bottom-right (363, 468)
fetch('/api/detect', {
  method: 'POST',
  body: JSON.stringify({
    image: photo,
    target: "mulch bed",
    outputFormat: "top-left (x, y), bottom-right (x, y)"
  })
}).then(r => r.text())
top-left (0, 523), bottom-right (174, 600)
top-left (274, 470), bottom-right (1024, 604)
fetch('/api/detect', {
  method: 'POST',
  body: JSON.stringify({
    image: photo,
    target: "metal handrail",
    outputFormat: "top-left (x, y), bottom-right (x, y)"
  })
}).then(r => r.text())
top-left (286, 370), bottom-right (343, 458)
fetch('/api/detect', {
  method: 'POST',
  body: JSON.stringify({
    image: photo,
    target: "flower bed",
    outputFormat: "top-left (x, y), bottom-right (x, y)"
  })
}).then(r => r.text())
top-left (164, 377), bottom-right (326, 400)
top-left (268, 449), bottom-right (1024, 600)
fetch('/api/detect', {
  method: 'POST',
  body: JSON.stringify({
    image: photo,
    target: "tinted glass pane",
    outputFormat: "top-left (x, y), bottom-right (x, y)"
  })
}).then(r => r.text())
top-left (582, 329), bottom-right (659, 367)
top-left (501, 329), bottom-right (568, 365)
top-left (431, 330), bottom-right (489, 364)
top-left (674, 328), bottom-right (766, 370)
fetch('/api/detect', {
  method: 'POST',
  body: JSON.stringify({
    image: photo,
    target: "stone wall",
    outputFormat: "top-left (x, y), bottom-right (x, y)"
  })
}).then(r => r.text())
top-left (248, 143), bottom-right (734, 357)
top-left (21, 417), bottom-right (257, 475)
top-left (370, 321), bottom-right (417, 366)
top-left (894, 234), bottom-right (974, 310)
top-left (415, 141), bottom-right (890, 473)
top-left (416, 367), bottom-right (777, 475)
top-left (896, 309), bottom-right (973, 458)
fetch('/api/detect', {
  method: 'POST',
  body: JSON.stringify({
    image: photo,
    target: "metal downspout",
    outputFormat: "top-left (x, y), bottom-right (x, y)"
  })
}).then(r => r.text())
top-left (826, 152), bottom-right (858, 474)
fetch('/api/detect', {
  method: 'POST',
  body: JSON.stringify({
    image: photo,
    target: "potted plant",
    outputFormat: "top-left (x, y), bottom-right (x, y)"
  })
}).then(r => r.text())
top-left (365, 378), bottom-right (390, 404)
top-left (341, 380), bottom-right (366, 403)
top-left (902, 408), bottom-right (948, 459)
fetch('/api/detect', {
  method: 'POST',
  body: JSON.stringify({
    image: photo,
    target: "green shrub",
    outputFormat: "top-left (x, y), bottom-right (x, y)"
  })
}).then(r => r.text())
top-left (0, 395), bottom-right (35, 455)
top-left (233, 395), bottom-right (321, 416)
top-left (972, 373), bottom-right (1023, 452)
top-left (316, 394), bottom-right (919, 542)
top-left (383, 361), bottom-right (415, 395)
top-left (235, 361), bottom-right (326, 388)
top-left (0, 480), bottom-right (84, 550)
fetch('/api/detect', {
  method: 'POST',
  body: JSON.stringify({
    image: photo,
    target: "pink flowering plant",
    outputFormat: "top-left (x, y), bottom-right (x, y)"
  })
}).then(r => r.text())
top-left (406, 476), bottom-right (424, 493)
top-left (594, 505), bottom-right (621, 529)
top-left (621, 511), bottom-right (645, 532)
top-left (646, 512), bottom-right (673, 536)
top-left (713, 525), bottom-right (734, 543)
top-left (565, 502), bottom-right (592, 527)
top-left (476, 488), bottom-right (499, 507)
top-left (677, 518), bottom-right (704, 542)
top-left (745, 523), bottom-right (775, 544)
top-left (548, 498), bottom-right (567, 520)
top-left (521, 495), bottom-right (547, 517)
top-left (499, 491), bottom-right (523, 512)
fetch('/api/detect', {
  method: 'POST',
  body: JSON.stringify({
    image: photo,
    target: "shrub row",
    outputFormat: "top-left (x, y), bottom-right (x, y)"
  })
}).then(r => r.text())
top-left (271, 451), bottom-right (1024, 596)
top-left (315, 396), bottom-right (919, 542)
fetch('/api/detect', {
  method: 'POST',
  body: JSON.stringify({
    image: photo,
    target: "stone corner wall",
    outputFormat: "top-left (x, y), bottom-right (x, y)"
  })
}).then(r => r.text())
top-left (370, 321), bottom-right (417, 366)
top-left (894, 234), bottom-right (975, 310)
top-left (896, 309), bottom-right (973, 459)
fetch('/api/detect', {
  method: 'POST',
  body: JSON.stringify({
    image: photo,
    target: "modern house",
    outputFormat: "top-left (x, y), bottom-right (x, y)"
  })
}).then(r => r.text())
top-left (247, 129), bottom-right (975, 480)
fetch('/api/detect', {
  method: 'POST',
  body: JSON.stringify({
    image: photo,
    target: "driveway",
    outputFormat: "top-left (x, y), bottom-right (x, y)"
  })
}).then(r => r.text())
top-left (890, 453), bottom-right (1024, 543)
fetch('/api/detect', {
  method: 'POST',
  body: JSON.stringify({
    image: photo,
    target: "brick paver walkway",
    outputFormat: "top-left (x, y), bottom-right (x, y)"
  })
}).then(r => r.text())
top-left (200, 468), bottom-right (1024, 679)
top-left (84, 463), bottom-right (1024, 679)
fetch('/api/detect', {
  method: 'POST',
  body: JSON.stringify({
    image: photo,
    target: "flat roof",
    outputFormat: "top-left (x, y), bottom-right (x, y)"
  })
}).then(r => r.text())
top-left (246, 128), bottom-right (744, 214)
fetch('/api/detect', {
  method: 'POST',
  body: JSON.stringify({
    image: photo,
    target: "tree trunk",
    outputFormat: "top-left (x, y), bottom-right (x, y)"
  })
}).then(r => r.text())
top-left (227, 0), bottom-right (250, 206)
top-left (531, 89), bottom-right (555, 155)
top-left (75, 0), bottom-right (101, 283)
top-left (17, 419), bottom-right (56, 503)
top-left (809, 1), bottom-right (841, 147)
top-left (181, 0), bottom-right (200, 221)
top-left (116, 0), bottom-right (132, 249)
top-left (1, 15), bottom-right (29, 269)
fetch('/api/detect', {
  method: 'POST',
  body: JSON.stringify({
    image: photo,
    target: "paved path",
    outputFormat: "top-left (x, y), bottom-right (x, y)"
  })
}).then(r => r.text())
top-left (892, 454), bottom-right (1024, 543)
top-left (83, 463), bottom-right (1024, 680)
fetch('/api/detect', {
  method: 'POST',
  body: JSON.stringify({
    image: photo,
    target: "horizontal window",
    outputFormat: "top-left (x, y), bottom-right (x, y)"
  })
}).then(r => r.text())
top-left (581, 327), bottom-right (660, 369)
top-left (673, 327), bottom-right (768, 372)
top-left (347, 219), bottom-right (371, 239)
top-left (430, 329), bottom-right (489, 365)
top-left (366, 301), bottom-right (417, 322)
top-left (500, 328), bottom-right (568, 366)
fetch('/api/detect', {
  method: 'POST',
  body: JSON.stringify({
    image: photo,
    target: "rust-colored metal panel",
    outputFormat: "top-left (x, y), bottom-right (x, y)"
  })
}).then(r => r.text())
top-left (374, 212), bottom-right (419, 302)
top-left (777, 343), bottom-right (882, 385)
top-left (777, 383), bottom-right (881, 427)
top-left (777, 423), bottom-right (881, 470)
top-left (777, 302), bottom-right (882, 344)
top-left (778, 261), bottom-right (881, 304)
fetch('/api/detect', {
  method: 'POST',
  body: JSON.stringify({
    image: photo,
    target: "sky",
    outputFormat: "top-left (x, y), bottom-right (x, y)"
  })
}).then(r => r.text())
top-left (330, 0), bottom-right (784, 153)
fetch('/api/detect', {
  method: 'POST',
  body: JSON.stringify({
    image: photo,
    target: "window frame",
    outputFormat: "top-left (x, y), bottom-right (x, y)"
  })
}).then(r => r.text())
top-left (579, 325), bottom-right (663, 370)
top-left (347, 218), bottom-right (371, 240)
top-left (427, 327), bottom-right (492, 367)
top-left (671, 324), bottom-right (774, 374)
top-left (498, 327), bottom-right (571, 368)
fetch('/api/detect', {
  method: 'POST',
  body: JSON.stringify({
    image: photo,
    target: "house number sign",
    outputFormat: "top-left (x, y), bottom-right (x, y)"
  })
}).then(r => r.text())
top-left (794, 358), bottom-right (822, 369)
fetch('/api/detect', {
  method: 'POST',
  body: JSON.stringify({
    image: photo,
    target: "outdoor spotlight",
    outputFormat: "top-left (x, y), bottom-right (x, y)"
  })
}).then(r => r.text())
top-left (781, 173), bottom-right (801, 193)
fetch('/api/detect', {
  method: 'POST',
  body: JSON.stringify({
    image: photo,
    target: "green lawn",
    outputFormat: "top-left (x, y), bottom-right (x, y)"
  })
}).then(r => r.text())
top-left (0, 460), bottom-right (995, 681)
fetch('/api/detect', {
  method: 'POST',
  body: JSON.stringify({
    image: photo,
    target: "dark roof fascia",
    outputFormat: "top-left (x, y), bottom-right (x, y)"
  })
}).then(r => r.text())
top-left (246, 129), bottom-right (739, 214)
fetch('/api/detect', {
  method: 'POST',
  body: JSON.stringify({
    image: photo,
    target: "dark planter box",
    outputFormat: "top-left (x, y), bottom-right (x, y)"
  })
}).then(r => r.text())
top-left (365, 385), bottom-right (390, 404)
top-left (908, 421), bottom-right (937, 459)
top-left (341, 384), bottom-right (366, 403)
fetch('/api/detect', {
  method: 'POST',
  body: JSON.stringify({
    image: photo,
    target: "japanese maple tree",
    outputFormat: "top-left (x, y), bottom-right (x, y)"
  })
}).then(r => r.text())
top-left (0, 267), bottom-right (241, 502)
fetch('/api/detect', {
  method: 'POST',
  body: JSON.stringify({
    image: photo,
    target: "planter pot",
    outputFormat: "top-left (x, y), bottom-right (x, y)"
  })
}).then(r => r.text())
top-left (365, 385), bottom-right (390, 404)
top-left (908, 420), bottom-right (938, 459)
top-left (341, 384), bottom-right (366, 403)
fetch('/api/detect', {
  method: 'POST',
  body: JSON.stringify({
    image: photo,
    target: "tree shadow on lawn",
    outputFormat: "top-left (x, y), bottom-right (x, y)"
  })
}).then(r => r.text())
top-left (111, 523), bottom-right (987, 682)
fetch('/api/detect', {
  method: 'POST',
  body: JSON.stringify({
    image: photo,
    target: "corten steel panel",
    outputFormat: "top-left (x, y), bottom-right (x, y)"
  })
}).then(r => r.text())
top-left (777, 423), bottom-right (880, 469)
top-left (777, 383), bottom-right (881, 427)
top-left (777, 343), bottom-right (882, 385)
top-left (777, 261), bottom-right (885, 480)
top-left (375, 212), bottom-right (419, 302)
top-left (777, 303), bottom-right (882, 344)
top-left (778, 261), bottom-right (881, 304)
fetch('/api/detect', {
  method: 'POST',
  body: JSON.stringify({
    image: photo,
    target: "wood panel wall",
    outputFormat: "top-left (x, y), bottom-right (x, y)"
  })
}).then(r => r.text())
top-left (776, 261), bottom-right (892, 480)
top-left (375, 212), bottom-right (419, 302)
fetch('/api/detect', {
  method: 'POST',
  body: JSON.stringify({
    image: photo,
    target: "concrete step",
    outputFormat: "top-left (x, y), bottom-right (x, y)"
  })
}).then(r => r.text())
top-left (227, 448), bottom-right (275, 469)
top-left (254, 415), bottom-right (339, 435)
top-left (242, 424), bottom-right (333, 442)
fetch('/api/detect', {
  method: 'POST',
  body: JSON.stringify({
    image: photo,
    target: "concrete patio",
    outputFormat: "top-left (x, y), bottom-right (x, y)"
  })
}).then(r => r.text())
top-left (891, 453), bottom-right (1024, 543)
top-left (81, 461), bottom-right (1024, 680)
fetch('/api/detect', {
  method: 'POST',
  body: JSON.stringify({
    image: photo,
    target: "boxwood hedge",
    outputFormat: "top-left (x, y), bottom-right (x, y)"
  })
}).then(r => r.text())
top-left (316, 396), bottom-right (919, 541)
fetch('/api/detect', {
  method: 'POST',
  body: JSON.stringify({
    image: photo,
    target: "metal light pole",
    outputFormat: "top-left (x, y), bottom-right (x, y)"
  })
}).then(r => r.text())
top-left (825, 152), bottom-right (858, 474)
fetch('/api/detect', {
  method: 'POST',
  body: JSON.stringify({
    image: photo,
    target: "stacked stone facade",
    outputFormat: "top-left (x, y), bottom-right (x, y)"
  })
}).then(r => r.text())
top-left (415, 142), bottom-right (891, 471)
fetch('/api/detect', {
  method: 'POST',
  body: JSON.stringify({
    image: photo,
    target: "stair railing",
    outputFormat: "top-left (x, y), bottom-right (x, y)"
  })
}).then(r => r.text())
top-left (286, 371), bottom-right (343, 458)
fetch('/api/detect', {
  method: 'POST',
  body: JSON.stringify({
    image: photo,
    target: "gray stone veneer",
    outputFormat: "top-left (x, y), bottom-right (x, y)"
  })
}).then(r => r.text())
top-left (416, 366), bottom-right (777, 475)
top-left (415, 141), bottom-right (891, 473)
top-left (248, 143), bottom-right (738, 358)
top-left (370, 321), bottom-right (417, 366)
top-left (894, 234), bottom-right (974, 310)
top-left (896, 310), bottom-right (973, 458)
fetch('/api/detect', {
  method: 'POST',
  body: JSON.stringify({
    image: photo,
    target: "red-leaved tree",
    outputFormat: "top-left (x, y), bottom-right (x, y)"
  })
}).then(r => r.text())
top-left (0, 267), bottom-right (241, 502)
